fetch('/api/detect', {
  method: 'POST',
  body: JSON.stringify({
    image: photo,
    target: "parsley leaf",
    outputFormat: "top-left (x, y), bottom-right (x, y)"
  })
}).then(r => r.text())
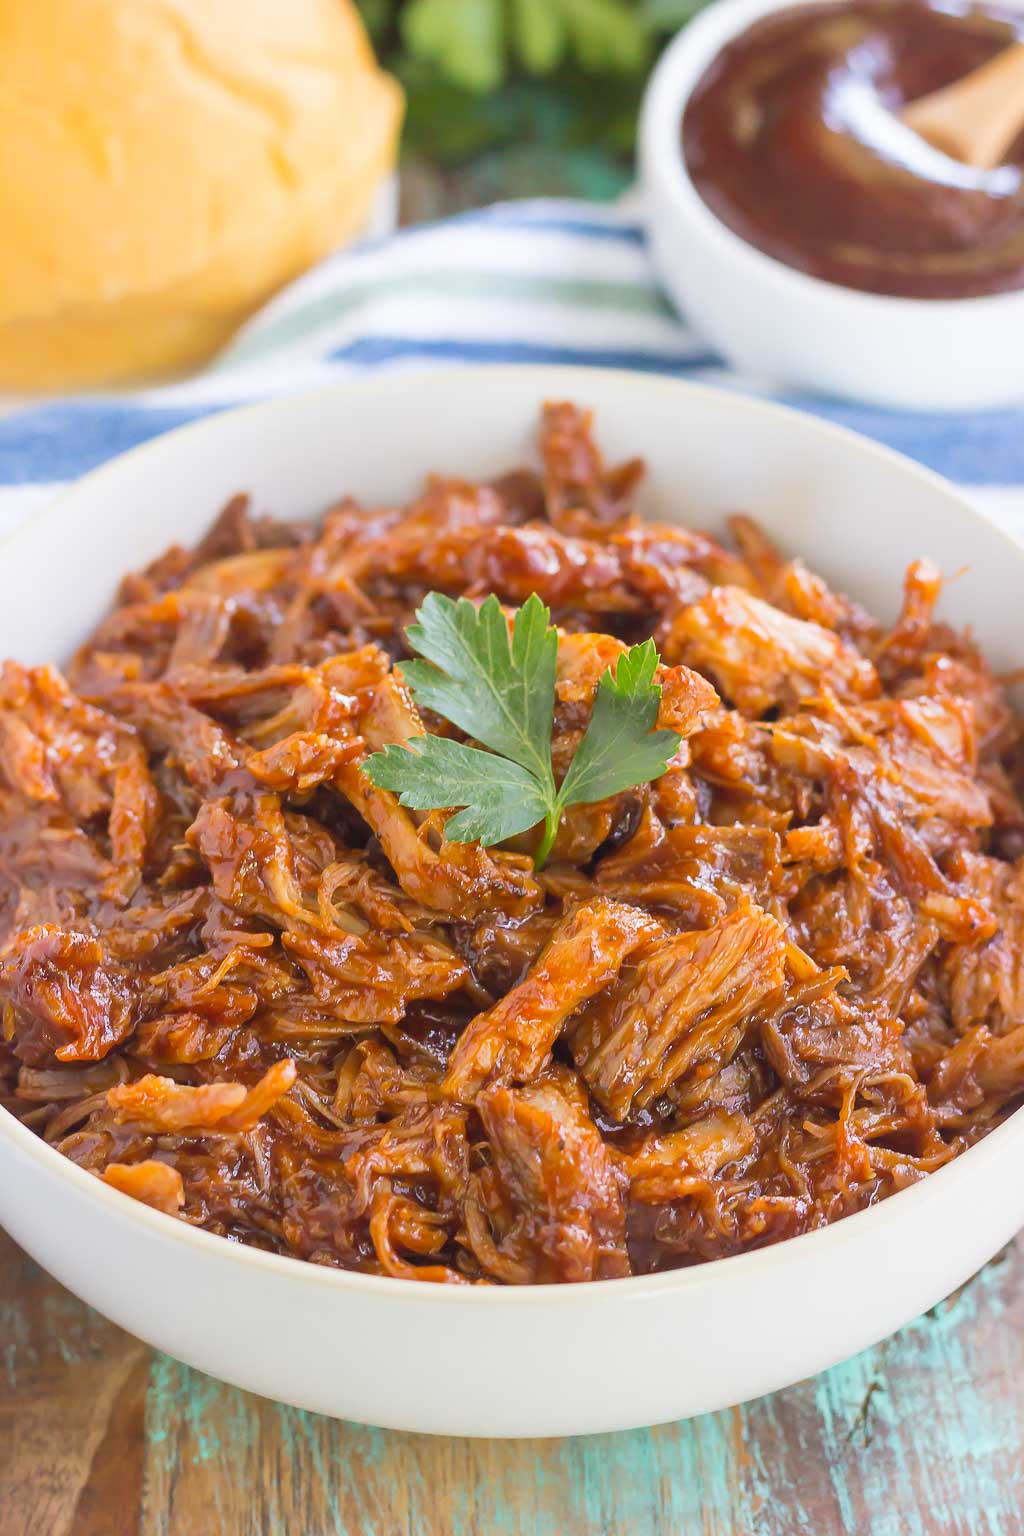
top-left (400, 592), bottom-right (558, 790)
top-left (401, 0), bottom-right (506, 93)
top-left (561, 0), bottom-right (650, 73)
top-left (363, 593), bottom-right (681, 868)
top-left (559, 638), bottom-right (680, 808)
top-left (360, 735), bottom-right (549, 843)
top-left (511, 0), bottom-right (567, 73)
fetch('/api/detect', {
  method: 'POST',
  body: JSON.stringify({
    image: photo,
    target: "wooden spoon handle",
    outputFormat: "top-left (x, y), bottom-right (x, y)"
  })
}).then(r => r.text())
top-left (902, 42), bottom-right (1024, 170)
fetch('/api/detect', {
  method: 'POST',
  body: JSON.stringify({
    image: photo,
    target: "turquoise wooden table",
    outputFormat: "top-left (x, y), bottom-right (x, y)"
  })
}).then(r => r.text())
top-left (2, 1224), bottom-right (1022, 1535)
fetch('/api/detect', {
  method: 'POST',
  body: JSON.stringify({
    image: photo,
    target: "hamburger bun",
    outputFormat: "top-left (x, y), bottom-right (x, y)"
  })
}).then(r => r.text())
top-left (0, 0), bottom-right (403, 388)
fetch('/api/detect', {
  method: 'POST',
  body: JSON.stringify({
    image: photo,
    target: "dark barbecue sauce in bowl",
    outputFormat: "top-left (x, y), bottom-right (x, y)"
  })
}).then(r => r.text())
top-left (682, 0), bottom-right (1024, 298)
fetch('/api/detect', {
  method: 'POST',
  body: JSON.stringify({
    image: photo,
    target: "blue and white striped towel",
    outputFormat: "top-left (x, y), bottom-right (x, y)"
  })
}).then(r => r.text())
top-left (2, 197), bottom-right (1023, 540)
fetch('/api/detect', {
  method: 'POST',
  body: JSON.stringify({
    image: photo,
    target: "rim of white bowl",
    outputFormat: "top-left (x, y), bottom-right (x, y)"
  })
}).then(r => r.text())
top-left (3, 361), bottom-right (1024, 1305)
top-left (640, 0), bottom-right (1024, 318)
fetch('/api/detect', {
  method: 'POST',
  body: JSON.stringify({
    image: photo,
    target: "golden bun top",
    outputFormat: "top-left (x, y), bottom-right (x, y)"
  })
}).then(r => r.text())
top-left (0, 0), bottom-right (403, 388)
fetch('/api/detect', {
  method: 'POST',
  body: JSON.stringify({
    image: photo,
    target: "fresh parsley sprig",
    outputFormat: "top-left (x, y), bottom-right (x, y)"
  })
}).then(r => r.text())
top-left (363, 592), bottom-right (680, 868)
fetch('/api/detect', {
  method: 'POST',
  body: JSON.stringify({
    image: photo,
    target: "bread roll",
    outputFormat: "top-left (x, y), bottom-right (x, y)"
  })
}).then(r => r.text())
top-left (0, 0), bottom-right (403, 388)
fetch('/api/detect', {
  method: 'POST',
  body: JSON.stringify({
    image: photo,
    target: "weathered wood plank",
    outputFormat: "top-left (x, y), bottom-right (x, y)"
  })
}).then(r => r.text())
top-left (737, 1249), bottom-right (1024, 1536)
top-left (3, 1222), bottom-right (1023, 1536)
top-left (0, 1230), bottom-right (148, 1536)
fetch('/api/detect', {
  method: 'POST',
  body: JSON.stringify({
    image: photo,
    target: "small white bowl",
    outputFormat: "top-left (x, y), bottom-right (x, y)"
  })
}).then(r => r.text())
top-left (639, 0), bottom-right (1024, 411)
top-left (2, 366), bottom-right (1024, 1435)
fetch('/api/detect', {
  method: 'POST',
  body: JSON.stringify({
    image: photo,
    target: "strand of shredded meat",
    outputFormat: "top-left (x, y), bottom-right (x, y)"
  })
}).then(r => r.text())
top-left (2, 401), bottom-right (1022, 1283)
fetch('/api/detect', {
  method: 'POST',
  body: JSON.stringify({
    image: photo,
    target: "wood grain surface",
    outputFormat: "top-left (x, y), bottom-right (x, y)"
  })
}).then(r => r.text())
top-left (2, 1225), bottom-right (1021, 1536)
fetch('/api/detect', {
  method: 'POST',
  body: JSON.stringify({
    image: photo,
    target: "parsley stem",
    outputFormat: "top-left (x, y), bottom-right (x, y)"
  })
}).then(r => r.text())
top-left (534, 804), bottom-right (562, 871)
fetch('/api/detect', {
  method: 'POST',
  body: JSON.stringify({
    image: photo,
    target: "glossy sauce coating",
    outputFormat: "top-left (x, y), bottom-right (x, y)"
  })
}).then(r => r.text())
top-left (683, 0), bottom-right (1024, 297)
top-left (2, 405), bottom-right (1024, 1285)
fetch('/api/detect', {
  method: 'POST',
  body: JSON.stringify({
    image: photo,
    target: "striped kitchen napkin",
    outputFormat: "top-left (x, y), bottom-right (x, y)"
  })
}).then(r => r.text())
top-left (1, 197), bottom-right (1022, 540)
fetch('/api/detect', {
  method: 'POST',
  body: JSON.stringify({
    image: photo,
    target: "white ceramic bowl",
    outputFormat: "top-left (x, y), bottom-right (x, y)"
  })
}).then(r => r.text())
top-left (2, 366), bottom-right (1024, 1437)
top-left (639, 0), bottom-right (1024, 411)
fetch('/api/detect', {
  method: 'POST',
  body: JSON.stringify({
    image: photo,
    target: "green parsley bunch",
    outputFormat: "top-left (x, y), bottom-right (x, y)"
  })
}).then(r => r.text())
top-left (357, 0), bottom-right (711, 166)
top-left (364, 592), bottom-right (681, 868)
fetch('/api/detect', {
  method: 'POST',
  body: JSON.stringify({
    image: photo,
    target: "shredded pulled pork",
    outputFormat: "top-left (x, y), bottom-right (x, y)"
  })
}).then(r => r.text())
top-left (2, 401), bottom-right (1022, 1284)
